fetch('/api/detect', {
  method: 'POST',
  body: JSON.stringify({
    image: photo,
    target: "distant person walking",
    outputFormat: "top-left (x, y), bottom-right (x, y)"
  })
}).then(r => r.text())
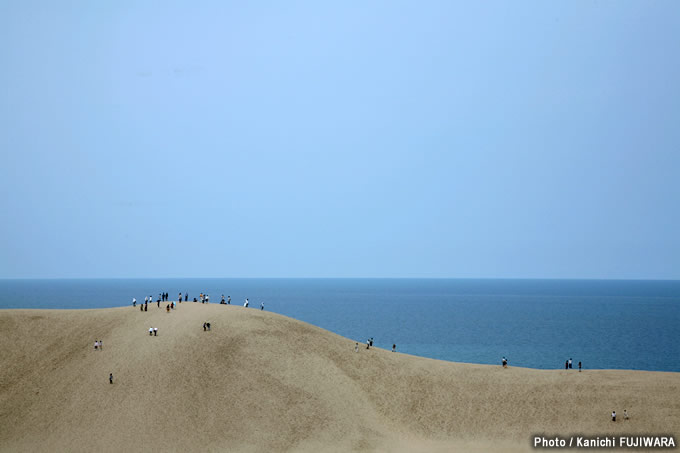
top-left (355, 343), bottom-right (359, 352)
top-left (132, 298), bottom-right (136, 307)
top-left (144, 303), bottom-right (147, 312)
top-left (260, 302), bottom-right (264, 311)
top-left (502, 357), bottom-right (508, 368)
top-left (579, 361), bottom-right (582, 372)
top-left (244, 299), bottom-right (249, 308)
top-left (99, 340), bottom-right (103, 350)
top-left (154, 327), bottom-right (158, 336)
top-left (624, 409), bottom-right (629, 420)
top-left (369, 338), bottom-right (373, 347)
top-left (569, 358), bottom-right (573, 369)
top-left (109, 373), bottom-right (113, 384)
top-left (612, 411), bottom-right (616, 422)
top-left (185, 292), bottom-right (188, 302)
top-left (565, 360), bottom-right (568, 370)
top-left (203, 322), bottom-right (207, 331)
top-left (149, 327), bottom-right (153, 336)
top-left (392, 344), bottom-right (396, 352)
top-left (140, 303), bottom-right (143, 312)
top-left (227, 296), bottom-right (231, 305)
top-left (94, 341), bottom-right (98, 351)
top-left (366, 340), bottom-right (370, 350)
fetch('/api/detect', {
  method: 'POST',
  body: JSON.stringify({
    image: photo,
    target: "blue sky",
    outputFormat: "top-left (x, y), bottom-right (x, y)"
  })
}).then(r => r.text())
top-left (1, 1), bottom-right (679, 279)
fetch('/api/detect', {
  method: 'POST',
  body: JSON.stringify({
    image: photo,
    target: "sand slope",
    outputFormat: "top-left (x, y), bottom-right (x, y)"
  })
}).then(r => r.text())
top-left (0, 304), bottom-right (678, 452)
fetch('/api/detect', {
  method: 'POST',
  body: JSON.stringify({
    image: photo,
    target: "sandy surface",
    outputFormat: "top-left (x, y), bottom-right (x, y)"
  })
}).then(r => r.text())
top-left (0, 303), bottom-right (678, 452)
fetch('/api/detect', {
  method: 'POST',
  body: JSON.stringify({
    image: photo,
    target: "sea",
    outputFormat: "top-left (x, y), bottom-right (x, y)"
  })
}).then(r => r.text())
top-left (0, 278), bottom-right (678, 372)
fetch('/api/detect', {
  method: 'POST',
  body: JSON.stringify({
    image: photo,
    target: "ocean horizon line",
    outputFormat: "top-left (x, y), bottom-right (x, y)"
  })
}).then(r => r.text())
top-left (2, 276), bottom-right (680, 282)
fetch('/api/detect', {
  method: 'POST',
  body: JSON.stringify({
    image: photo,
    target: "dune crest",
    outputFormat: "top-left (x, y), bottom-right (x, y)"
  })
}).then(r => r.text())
top-left (0, 304), bottom-right (678, 452)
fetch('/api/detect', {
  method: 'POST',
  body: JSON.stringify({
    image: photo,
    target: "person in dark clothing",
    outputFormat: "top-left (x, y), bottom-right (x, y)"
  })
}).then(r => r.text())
top-left (565, 360), bottom-right (568, 370)
top-left (144, 304), bottom-right (147, 312)
top-left (109, 373), bottom-right (113, 384)
top-left (203, 322), bottom-right (206, 331)
top-left (579, 361), bottom-right (582, 372)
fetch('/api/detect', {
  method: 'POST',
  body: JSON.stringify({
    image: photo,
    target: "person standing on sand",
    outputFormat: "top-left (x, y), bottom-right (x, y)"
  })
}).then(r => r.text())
top-left (579, 361), bottom-right (582, 372)
top-left (154, 327), bottom-right (158, 336)
top-left (392, 344), bottom-right (396, 352)
top-left (149, 327), bottom-right (153, 336)
top-left (133, 298), bottom-right (136, 307)
top-left (140, 303), bottom-right (143, 312)
top-left (203, 322), bottom-right (206, 331)
top-left (244, 299), bottom-right (249, 307)
top-left (260, 302), bottom-right (264, 311)
top-left (366, 340), bottom-right (370, 350)
top-left (565, 360), bottom-right (568, 370)
top-left (99, 340), bottom-right (102, 350)
top-left (109, 373), bottom-right (113, 384)
top-left (227, 296), bottom-right (231, 305)
top-left (370, 338), bottom-right (373, 347)
top-left (94, 341), bottom-right (98, 351)
top-left (355, 343), bottom-right (359, 352)
top-left (569, 358), bottom-right (573, 369)
top-left (624, 409), bottom-right (629, 420)
top-left (502, 357), bottom-right (508, 368)
top-left (185, 292), bottom-right (188, 301)
top-left (612, 411), bottom-right (616, 422)
top-left (145, 296), bottom-right (148, 305)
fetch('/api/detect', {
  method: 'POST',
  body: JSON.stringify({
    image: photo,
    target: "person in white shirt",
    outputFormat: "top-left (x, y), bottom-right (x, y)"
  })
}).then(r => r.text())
top-left (244, 299), bottom-right (249, 307)
top-left (260, 302), bottom-right (264, 311)
top-left (149, 327), bottom-right (153, 336)
top-left (94, 341), bottom-right (98, 351)
top-left (612, 411), bottom-right (616, 422)
top-left (355, 343), bottom-right (359, 352)
top-left (132, 298), bottom-right (136, 307)
top-left (623, 409), bottom-right (629, 420)
top-left (154, 327), bottom-right (158, 336)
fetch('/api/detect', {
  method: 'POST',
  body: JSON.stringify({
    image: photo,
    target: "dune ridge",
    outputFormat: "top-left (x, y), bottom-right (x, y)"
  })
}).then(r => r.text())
top-left (0, 304), bottom-right (678, 452)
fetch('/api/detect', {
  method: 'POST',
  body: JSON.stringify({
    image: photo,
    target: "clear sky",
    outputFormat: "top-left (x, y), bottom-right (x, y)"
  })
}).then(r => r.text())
top-left (1, 1), bottom-right (679, 279)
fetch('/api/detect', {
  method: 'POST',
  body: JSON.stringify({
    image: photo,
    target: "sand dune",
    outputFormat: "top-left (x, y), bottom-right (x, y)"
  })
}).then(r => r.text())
top-left (0, 303), bottom-right (678, 452)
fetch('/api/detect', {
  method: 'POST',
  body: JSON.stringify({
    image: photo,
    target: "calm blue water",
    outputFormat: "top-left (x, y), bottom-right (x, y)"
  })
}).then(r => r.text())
top-left (0, 279), bottom-right (678, 372)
